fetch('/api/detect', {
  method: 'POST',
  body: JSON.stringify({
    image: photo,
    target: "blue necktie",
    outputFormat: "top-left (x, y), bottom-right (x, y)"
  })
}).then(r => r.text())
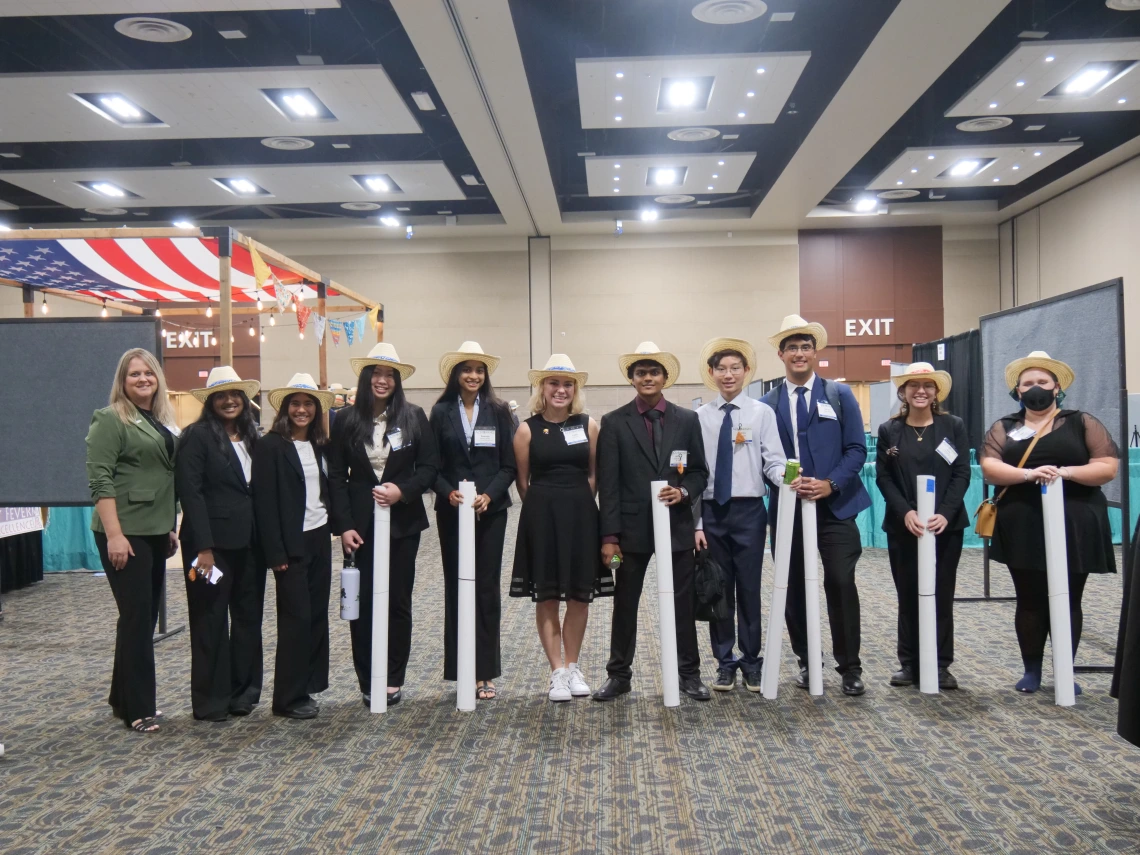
top-left (794, 386), bottom-right (816, 477)
top-left (714, 402), bottom-right (736, 505)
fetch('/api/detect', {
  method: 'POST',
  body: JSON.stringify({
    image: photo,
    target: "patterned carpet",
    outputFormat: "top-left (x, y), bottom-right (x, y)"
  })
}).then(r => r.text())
top-left (2, 503), bottom-right (1139, 855)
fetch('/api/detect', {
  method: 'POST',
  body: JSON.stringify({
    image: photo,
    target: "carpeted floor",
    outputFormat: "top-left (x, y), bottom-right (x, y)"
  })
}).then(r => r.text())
top-left (2, 504), bottom-right (1139, 854)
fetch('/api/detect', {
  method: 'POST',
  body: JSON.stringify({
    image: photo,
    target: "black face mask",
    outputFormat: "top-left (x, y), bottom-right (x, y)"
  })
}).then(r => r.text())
top-left (1020, 385), bottom-right (1056, 412)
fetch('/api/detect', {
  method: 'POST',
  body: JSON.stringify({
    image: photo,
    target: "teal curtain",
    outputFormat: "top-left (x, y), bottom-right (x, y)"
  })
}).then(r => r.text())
top-left (42, 506), bottom-right (102, 572)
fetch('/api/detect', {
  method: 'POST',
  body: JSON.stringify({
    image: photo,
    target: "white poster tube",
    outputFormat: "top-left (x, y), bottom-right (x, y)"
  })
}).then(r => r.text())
top-left (457, 480), bottom-right (477, 712)
top-left (650, 480), bottom-right (680, 708)
top-left (916, 475), bottom-right (939, 695)
top-left (1041, 479), bottom-right (1075, 707)
top-left (370, 503), bottom-right (391, 715)
top-left (800, 498), bottom-right (823, 696)
top-left (761, 484), bottom-right (798, 699)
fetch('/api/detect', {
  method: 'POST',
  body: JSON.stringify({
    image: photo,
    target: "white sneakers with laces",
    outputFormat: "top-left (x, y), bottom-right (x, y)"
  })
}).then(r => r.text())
top-left (549, 668), bottom-right (572, 702)
top-left (566, 663), bottom-right (590, 697)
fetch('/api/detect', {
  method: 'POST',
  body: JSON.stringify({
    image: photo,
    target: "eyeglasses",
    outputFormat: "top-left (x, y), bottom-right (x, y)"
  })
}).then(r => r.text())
top-left (713, 364), bottom-right (746, 375)
top-left (782, 344), bottom-right (815, 355)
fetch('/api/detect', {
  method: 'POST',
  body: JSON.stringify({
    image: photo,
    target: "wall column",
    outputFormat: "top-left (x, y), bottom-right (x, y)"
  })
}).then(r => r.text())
top-left (528, 236), bottom-right (551, 369)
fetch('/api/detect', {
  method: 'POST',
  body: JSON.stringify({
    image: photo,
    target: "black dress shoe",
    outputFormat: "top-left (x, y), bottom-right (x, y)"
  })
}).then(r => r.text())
top-left (592, 677), bottom-right (631, 701)
top-left (229, 702), bottom-right (254, 717)
top-left (386, 689), bottom-right (402, 706)
top-left (713, 667), bottom-right (736, 691)
top-left (274, 701), bottom-right (318, 719)
top-left (194, 711), bottom-right (229, 722)
top-left (680, 677), bottom-right (711, 700)
top-left (795, 667), bottom-right (809, 689)
top-left (938, 668), bottom-right (959, 690)
top-left (842, 673), bottom-right (866, 696)
top-left (889, 668), bottom-right (915, 687)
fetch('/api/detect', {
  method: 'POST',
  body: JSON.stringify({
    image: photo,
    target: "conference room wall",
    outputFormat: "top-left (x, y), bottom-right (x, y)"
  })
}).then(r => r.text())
top-left (943, 226), bottom-right (1000, 336)
top-left (1006, 154), bottom-right (1140, 387)
top-left (0, 286), bottom-right (106, 319)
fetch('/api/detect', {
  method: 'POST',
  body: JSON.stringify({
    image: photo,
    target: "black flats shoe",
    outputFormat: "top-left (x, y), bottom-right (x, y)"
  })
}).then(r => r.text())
top-left (361, 690), bottom-right (402, 707)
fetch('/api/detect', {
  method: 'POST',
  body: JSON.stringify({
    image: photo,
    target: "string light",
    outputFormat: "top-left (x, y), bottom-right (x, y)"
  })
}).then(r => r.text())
top-left (100, 299), bottom-right (108, 318)
top-left (299, 331), bottom-right (305, 340)
top-left (269, 315), bottom-right (276, 326)
top-left (40, 294), bottom-right (49, 314)
top-left (154, 307), bottom-right (162, 317)
top-left (248, 325), bottom-right (256, 336)
top-left (260, 332), bottom-right (266, 343)
top-left (205, 305), bottom-right (213, 318)
top-left (256, 299), bottom-right (263, 310)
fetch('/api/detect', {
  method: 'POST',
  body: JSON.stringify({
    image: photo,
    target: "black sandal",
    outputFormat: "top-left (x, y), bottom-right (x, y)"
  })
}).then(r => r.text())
top-left (477, 681), bottom-right (497, 700)
top-left (129, 717), bottom-right (160, 733)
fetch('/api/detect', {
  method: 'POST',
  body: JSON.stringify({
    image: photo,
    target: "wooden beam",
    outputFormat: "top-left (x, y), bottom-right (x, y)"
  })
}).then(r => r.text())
top-left (219, 252), bottom-right (233, 365)
top-left (327, 279), bottom-right (380, 311)
top-left (153, 303), bottom-right (366, 316)
top-left (0, 227), bottom-right (201, 240)
top-left (231, 232), bottom-right (379, 310)
top-left (317, 281), bottom-right (328, 391)
top-left (0, 279), bottom-right (143, 314)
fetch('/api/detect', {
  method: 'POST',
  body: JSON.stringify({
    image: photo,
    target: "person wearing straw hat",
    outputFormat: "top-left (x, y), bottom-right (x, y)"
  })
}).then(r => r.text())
top-left (176, 366), bottom-right (265, 720)
top-left (252, 373), bottom-right (336, 720)
top-left (760, 315), bottom-right (871, 696)
top-left (430, 341), bottom-right (517, 701)
top-left (510, 354), bottom-right (612, 703)
top-left (329, 343), bottom-right (439, 708)
top-left (594, 342), bottom-right (711, 702)
top-left (980, 352), bottom-right (1119, 695)
top-left (693, 337), bottom-right (787, 693)
top-left (875, 363), bottom-right (970, 691)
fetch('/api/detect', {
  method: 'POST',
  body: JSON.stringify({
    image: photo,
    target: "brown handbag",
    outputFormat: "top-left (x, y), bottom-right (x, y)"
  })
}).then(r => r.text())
top-left (974, 411), bottom-right (1058, 538)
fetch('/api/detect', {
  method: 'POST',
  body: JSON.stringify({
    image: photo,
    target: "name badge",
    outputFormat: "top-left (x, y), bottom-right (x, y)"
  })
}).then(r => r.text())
top-left (1008, 425), bottom-right (1036, 442)
top-left (935, 438), bottom-right (958, 465)
top-left (563, 426), bottom-right (588, 445)
top-left (670, 450), bottom-right (688, 467)
top-left (387, 428), bottom-right (404, 450)
top-left (817, 402), bottom-right (838, 421)
top-left (734, 425), bottom-right (753, 444)
top-left (474, 428), bottom-right (497, 448)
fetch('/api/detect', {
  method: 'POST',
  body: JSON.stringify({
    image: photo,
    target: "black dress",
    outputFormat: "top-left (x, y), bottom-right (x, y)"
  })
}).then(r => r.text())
top-left (984, 410), bottom-right (1118, 574)
top-left (510, 414), bottom-right (613, 602)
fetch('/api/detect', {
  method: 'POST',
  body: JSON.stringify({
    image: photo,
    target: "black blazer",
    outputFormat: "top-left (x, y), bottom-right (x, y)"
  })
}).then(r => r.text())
top-left (327, 405), bottom-right (439, 541)
top-left (874, 413), bottom-right (971, 535)
top-left (597, 399), bottom-right (709, 553)
top-left (429, 398), bottom-right (516, 515)
top-left (252, 432), bottom-right (332, 567)
top-left (175, 423), bottom-right (256, 553)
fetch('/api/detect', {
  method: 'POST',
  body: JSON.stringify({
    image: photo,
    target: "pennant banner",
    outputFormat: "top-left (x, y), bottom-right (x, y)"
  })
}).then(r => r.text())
top-left (313, 313), bottom-right (327, 345)
top-left (329, 319), bottom-right (343, 347)
top-left (367, 305), bottom-right (381, 329)
top-left (353, 315), bottom-right (367, 343)
top-left (344, 316), bottom-right (357, 346)
top-left (297, 304), bottom-right (312, 334)
top-left (250, 245), bottom-right (272, 292)
top-left (274, 276), bottom-right (289, 313)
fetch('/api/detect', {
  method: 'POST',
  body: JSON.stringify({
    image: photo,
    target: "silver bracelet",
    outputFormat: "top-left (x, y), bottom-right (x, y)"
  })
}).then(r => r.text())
top-left (1023, 469), bottom-right (1031, 482)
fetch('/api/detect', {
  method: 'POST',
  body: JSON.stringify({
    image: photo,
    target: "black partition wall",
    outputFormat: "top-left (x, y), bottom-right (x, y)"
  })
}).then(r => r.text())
top-left (913, 329), bottom-right (984, 453)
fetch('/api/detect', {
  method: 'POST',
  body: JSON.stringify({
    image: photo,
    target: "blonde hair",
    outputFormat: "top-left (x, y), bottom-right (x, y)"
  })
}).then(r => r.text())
top-left (527, 377), bottom-right (586, 417)
top-left (108, 348), bottom-right (175, 426)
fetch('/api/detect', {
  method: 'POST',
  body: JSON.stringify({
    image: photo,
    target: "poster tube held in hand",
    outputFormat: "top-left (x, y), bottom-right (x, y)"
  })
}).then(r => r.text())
top-left (916, 475), bottom-right (939, 695)
top-left (457, 480), bottom-right (477, 712)
top-left (1041, 479), bottom-right (1075, 707)
top-left (650, 480), bottom-right (680, 708)
top-left (800, 498), bottom-right (823, 696)
top-left (370, 503), bottom-right (391, 714)
top-left (761, 480), bottom-right (799, 699)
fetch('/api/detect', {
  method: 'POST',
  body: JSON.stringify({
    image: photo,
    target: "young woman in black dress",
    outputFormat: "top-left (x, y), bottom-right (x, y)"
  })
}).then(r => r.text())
top-left (510, 355), bottom-right (612, 702)
top-left (980, 352), bottom-right (1119, 695)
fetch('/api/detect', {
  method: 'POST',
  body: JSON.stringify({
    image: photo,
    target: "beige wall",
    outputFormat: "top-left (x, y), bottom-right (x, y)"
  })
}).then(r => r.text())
top-left (942, 226), bottom-right (1000, 336)
top-left (1005, 154), bottom-right (1140, 385)
top-left (0, 285), bottom-right (107, 319)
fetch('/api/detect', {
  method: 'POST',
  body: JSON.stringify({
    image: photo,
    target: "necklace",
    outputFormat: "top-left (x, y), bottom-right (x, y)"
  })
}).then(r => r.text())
top-left (910, 424), bottom-right (929, 442)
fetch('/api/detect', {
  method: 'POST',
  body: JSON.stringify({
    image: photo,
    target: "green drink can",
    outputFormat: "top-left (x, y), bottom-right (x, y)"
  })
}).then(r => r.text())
top-left (783, 459), bottom-right (801, 484)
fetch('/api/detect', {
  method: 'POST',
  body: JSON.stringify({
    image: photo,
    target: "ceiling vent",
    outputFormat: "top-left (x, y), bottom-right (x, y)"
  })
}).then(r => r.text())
top-left (341, 202), bottom-right (381, 211)
top-left (261, 136), bottom-right (315, 151)
top-left (1106, 0), bottom-right (1140, 11)
top-left (114, 17), bottom-right (192, 43)
top-left (691, 1), bottom-right (767, 24)
top-left (667, 127), bottom-right (720, 142)
top-left (956, 116), bottom-right (1013, 132)
top-left (655, 194), bottom-right (697, 204)
top-left (85, 207), bottom-right (128, 216)
top-left (877, 189), bottom-right (920, 200)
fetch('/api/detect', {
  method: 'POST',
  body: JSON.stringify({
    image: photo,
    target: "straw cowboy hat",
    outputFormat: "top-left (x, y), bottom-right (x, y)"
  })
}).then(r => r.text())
top-left (438, 341), bottom-right (501, 384)
top-left (528, 353), bottom-right (588, 387)
top-left (768, 314), bottom-right (829, 351)
top-left (1004, 350), bottom-right (1075, 392)
top-left (617, 341), bottom-right (681, 389)
top-left (698, 336), bottom-right (756, 392)
top-left (190, 366), bottom-right (260, 403)
top-left (267, 373), bottom-right (336, 411)
top-left (892, 362), bottom-right (952, 402)
top-left (350, 342), bottom-right (416, 381)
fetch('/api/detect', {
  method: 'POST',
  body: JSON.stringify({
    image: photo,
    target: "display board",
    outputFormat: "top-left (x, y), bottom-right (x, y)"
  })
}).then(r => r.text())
top-left (0, 317), bottom-right (162, 506)
top-left (980, 280), bottom-right (1125, 505)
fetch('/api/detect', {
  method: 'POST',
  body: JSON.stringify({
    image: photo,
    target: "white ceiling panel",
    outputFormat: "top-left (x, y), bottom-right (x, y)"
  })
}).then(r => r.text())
top-left (585, 152), bottom-right (755, 197)
top-left (0, 1), bottom-right (339, 14)
top-left (945, 39), bottom-right (1140, 117)
top-left (866, 143), bottom-right (1082, 191)
top-left (0, 66), bottom-right (420, 143)
top-left (576, 52), bottom-right (809, 129)
top-left (0, 162), bottom-right (467, 207)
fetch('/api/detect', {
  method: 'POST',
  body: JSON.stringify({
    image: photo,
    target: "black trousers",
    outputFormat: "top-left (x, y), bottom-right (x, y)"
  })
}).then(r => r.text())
top-left (606, 549), bottom-right (701, 681)
top-left (777, 501), bottom-right (863, 675)
top-left (886, 529), bottom-right (962, 672)
top-left (180, 544), bottom-right (266, 719)
top-left (703, 497), bottom-right (767, 674)
top-left (96, 532), bottom-right (168, 724)
top-left (349, 531), bottom-right (421, 694)
top-left (1008, 566), bottom-right (1090, 663)
top-left (438, 508), bottom-right (506, 682)
top-left (271, 526), bottom-right (331, 713)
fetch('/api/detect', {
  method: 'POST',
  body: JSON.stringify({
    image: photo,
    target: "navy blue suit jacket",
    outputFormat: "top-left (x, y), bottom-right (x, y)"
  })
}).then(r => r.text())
top-left (761, 378), bottom-right (870, 522)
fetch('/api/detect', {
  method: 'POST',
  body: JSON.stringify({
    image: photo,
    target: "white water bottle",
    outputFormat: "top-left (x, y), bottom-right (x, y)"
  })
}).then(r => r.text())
top-left (340, 554), bottom-right (360, 621)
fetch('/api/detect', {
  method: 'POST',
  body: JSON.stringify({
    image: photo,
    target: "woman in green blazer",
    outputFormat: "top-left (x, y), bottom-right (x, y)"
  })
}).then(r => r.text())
top-left (86, 348), bottom-right (179, 734)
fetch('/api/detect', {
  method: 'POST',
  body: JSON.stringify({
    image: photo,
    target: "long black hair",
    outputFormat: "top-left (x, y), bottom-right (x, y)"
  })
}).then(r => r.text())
top-left (434, 361), bottom-right (508, 413)
top-left (194, 390), bottom-right (260, 453)
top-left (339, 364), bottom-right (419, 450)
top-left (270, 393), bottom-right (328, 445)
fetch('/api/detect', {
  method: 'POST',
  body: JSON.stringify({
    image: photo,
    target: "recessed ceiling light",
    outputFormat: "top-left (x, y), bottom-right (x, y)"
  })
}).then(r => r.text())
top-left (172, 220), bottom-right (194, 229)
top-left (756, 67), bottom-right (766, 74)
top-left (1016, 80), bottom-right (1026, 87)
top-left (737, 111), bottom-right (746, 118)
top-left (380, 216), bottom-right (401, 228)
top-left (260, 88), bottom-right (336, 121)
top-left (896, 180), bottom-right (904, 186)
top-left (927, 154), bottom-right (935, 159)
top-left (71, 93), bottom-right (165, 127)
top-left (746, 91), bottom-right (755, 97)
top-left (910, 168), bottom-right (918, 173)
top-left (707, 185), bottom-right (714, 190)
top-left (615, 95), bottom-right (623, 101)
top-left (989, 102), bottom-right (998, 109)
top-left (215, 177), bottom-right (271, 197)
top-left (1034, 150), bottom-right (1042, 156)
top-left (1045, 55), bottom-right (1055, 62)
top-left (461, 174), bottom-right (481, 186)
top-left (616, 72), bottom-right (624, 78)
top-left (993, 177), bottom-right (1000, 182)
top-left (614, 163), bottom-right (620, 169)
top-left (648, 166), bottom-right (686, 186)
top-left (614, 176), bottom-right (620, 181)
top-left (712, 173), bottom-right (719, 178)
top-left (613, 187), bottom-right (620, 192)
top-left (615, 115), bottom-right (623, 121)
top-left (1012, 165), bottom-right (1020, 170)
top-left (938, 158), bottom-right (997, 179)
top-left (1120, 98), bottom-right (1129, 104)
top-left (640, 209), bottom-right (658, 222)
top-left (855, 197), bottom-right (877, 212)
top-left (78, 181), bottom-right (141, 199)
top-left (659, 77), bottom-right (714, 112)
top-left (1063, 65), bottom-right (1113, 94)
top-left (718, 160), bottom-right (725, 165)
top-left (950, 161), bottom-right (979, 176)
top-left (353, 174), bottom-right (402, 194)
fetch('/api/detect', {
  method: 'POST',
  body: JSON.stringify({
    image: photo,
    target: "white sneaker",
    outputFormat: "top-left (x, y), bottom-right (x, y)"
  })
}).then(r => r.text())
top-left (549, 668), bottom-right (572, 702)
top-left (566, 663), bottom-right (591, 697)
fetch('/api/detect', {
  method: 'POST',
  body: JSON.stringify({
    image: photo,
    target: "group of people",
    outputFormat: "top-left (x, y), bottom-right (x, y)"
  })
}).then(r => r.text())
top-left (85, 313), bottom-right (1120, 734)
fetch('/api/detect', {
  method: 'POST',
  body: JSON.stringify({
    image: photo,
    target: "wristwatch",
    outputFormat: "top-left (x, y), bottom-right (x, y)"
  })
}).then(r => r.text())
top-left (679, 486), bottom-right (690, 503)
top-left (827, 479), bottom-right (839, 494)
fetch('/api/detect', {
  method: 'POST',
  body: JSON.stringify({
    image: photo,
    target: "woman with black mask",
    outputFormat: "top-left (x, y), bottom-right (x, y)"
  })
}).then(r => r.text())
top-left (980, 352), bottom-right (1119, 696)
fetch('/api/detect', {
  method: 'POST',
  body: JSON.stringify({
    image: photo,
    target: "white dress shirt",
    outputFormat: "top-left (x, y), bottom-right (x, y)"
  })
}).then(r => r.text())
top-left (459, 395), bottom-right (480, 445)
top-left (695, 393), bottom-right (787, 530)
top-left (232, 440), bottom-right (252, 484)
top-left (293, 440), bottom-right (329, 531)
top-left (784, 372), bottom-right (817, 459)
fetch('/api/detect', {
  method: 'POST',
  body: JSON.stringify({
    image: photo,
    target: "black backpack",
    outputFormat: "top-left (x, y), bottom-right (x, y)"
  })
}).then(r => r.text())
top-left (693, 548), bottom-right (731, 622)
